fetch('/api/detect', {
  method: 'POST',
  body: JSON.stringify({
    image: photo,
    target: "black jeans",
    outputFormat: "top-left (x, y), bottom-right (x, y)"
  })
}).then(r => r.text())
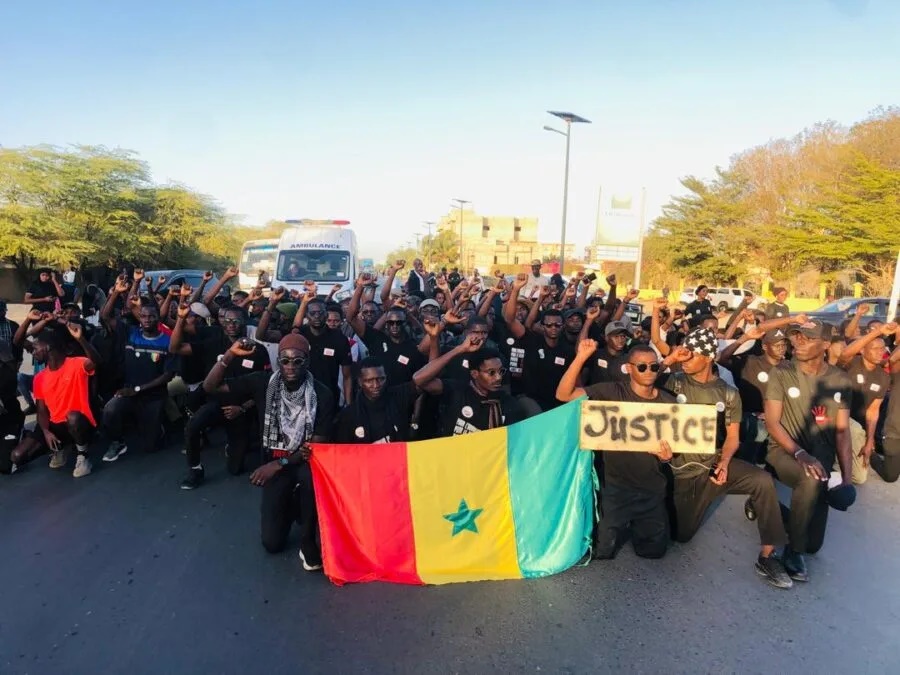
top-left (184, 401), bottom-right (253, 475)
top-left (873, 438), bottom-right (900, 483)
top-left (595, 482), bottom-right (668, 559)
top-left (766, 448), bottom-right (830, 554)
top-left (260, 462), bottom-right (319, 562)
top-left (102, 395), bottom-right (165, 452)
top-left (672, 458), bottom-right (787, 548)
top-left (0, 412), bottom-right (25, 474)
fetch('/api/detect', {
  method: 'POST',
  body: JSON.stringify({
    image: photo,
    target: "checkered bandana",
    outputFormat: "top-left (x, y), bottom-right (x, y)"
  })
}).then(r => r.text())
top-left (684, 327), bottom-right (718, 358)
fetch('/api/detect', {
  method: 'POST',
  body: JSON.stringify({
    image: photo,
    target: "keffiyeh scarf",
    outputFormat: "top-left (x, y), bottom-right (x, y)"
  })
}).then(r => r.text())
top-left (262, 370), bottom-right (317, 452)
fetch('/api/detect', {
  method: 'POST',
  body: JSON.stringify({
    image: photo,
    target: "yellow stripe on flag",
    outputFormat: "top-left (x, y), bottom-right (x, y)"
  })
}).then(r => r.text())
top-left (406, 428), bottom-right (521, 584)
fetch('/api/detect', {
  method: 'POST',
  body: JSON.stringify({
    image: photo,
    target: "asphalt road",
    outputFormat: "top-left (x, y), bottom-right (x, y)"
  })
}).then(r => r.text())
top-left (2, 429), bottom-right (899, 675)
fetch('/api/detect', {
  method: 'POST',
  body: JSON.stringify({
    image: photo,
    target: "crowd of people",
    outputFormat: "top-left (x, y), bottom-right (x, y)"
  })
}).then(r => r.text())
top-left (0, 260), bottom-right (897, 587)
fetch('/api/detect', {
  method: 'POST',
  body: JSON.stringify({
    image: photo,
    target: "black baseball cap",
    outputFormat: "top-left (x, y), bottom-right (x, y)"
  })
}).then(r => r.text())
top-left (788, 320), bottom-right (833, 341)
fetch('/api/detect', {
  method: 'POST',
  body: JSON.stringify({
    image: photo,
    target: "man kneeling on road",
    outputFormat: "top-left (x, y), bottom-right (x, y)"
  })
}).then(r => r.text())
top-left (11, 323), bottom-right (101, 477)
top-left (556, 340), bottom-right (674, 560)
top-left (661, 328), bottom-right (793, 589)
top-left (203, 334), bottom-right (334, 571)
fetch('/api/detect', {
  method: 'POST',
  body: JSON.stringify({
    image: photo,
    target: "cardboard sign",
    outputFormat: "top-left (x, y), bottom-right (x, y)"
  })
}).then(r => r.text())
top-left (579, 400), bottom-right (717, 454)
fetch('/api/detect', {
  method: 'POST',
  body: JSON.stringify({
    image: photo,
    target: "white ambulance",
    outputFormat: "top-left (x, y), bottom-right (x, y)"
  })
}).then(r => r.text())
top-left (273, 220), bottom-right (359, 300)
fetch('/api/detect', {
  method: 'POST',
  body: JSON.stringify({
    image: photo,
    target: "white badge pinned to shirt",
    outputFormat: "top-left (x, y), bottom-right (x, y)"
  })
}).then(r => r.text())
top-left (856, 373), bottom-right (865, 384)
top-left (461, 405), bottom-right (474, 419)
top-left (870, 383), bottom-right (881, 392)
top-left (554, 356), bottom-right (565, 366)
top-left (323, 348), bottom-right (335, 357)
top-left (241, 358), bottom-right (254, 369)
top-left (597, 358), bottom-right (608, 369)
top-left (788, 386), bottom-right (801, 398)
top-left (397, 354), bottom-right (410, 365)
top-left (757, 371), bottom-right (769, 383)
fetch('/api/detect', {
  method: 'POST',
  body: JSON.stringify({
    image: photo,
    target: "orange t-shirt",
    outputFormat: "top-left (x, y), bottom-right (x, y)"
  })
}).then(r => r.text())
top-left (33, 356), bottom-right (96, 426)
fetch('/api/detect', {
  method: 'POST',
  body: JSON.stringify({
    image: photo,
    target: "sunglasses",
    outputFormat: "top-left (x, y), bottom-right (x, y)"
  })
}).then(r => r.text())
top-left (307, 310), bottom-right (326, 317)
top-left (277, 355), bottom-right (309, 367)
top-left (385, 320), bottom-right (405, 326)
top-left (544, 322), bottom-right (563, 328)
top-left (479, 367), bottom-right (507, 377)
top-left (632, 362), bottom-right (661, 373)
top-left (220, 317), bottom-right (244, 325)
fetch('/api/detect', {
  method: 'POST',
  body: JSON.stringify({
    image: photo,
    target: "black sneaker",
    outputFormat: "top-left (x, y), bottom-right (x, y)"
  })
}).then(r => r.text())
top-left (755, 555), bottom-right (793, 589)
top-left (180, 467), bottom-right (205, 490)
top-left (744, 498), bottom-right (757, 521)
top-left (783, 549), bottom-right (809, 582)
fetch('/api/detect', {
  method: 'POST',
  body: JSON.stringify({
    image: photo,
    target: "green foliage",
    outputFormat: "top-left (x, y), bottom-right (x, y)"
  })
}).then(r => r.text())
top-left (386, 229), bottom-right (460, 271)
top-left (0, 145), bottom-right (237, 279)
top-left (653, 171), bottom-right (751, 284)
top-left (652, 108), bottom-right (900, 292)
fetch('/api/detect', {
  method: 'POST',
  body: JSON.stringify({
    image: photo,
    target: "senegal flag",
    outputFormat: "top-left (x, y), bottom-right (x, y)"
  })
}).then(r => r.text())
top-left (310, 401), bottom-right (594, 585)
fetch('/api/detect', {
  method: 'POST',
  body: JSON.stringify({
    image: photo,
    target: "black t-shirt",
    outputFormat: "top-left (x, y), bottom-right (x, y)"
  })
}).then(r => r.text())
top-left (335, 382), bottom-right (417, 443)
top-left (658, 372), bottom-right (742, 477)
top-left (228, 371), bottom-right (335, 452)
top-left (437, 379), bottom-right (525, 437)
top-left (843, 356), bottom-right (888, 425)
top-left (765, 302), bottom-right (790, 320)
top-left (193, 327), bottom-right (271, 404)
top-left (492, 321), bottom-right (526, 395)
top-left (582, 381), bottom-right (674, 494)
top-left (27, 280), bottom-right (58, 313)
top-left (728, 353), bottom-right (781, 414)
top-left (684, 298), bottom-right (713, 319)
top-left (765, 361), bottom-right (851, 465)
top-left (884, 370), bottom-right (900, 441)
top-left (520, 332), bottom-right (575, 411)
top-left (360, 326), bottom-right (426, 386)
top-left (586, 348), bottom-right (630, 385)
top-left (118, 325), bottom-right (179, 397)
top-left (301, 325), bottom-right (352, 400)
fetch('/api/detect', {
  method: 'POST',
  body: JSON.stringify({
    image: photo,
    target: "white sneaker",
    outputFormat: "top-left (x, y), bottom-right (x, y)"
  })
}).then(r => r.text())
top-left (298, 548), bottom-right (323, 572)
top-left (49, 449), bottom-right (67, 469)
top-left (73, 455), bottom-right (92, 478)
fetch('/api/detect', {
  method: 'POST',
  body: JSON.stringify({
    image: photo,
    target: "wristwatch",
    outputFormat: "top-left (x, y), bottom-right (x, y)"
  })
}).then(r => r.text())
top-left (793, 448), bottom-right (807, 460)
top-left (277, 457), bottom-right (289, 467)
top-left (134, 385), bottom-right (142, 393)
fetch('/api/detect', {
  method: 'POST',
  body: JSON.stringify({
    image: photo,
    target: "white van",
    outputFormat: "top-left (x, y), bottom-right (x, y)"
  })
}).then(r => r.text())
top-left (273, 220), bottom-right (358, 300)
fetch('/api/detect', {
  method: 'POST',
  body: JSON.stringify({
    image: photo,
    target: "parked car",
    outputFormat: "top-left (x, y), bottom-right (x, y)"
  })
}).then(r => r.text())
top-left (792, 297), bottom-right (893, 327)
top-left (678, 287), bottom-right (764, 312)
top-left (141, 269), bottom-right (227, 296)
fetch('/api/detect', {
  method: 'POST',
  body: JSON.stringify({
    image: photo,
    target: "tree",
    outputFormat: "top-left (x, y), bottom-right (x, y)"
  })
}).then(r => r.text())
top-left (0, 145), bottom-right (238, 280)
top-left (778, 152), bottom-right (900, 292)
top-left (652, 171), bottom-right (752, 284)
top-left (421, 229), bottom-right (459, 269)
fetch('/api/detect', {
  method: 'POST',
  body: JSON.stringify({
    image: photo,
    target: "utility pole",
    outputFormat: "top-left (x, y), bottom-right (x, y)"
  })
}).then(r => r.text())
top-left (451, 198), bottom-right (470, 272)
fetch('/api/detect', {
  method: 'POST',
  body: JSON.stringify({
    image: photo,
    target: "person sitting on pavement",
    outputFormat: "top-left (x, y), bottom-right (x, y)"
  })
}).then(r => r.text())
top-left (9, 323), bottom-right (101, 478)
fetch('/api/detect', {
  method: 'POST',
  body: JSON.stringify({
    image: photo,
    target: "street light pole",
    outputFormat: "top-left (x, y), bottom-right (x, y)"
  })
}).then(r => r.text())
top-left (422, 221), bottom-right (435, 267)
top-left (451, 198), bottom-right (470, 272)
top-left (545, 111), bottom-right (591, 275)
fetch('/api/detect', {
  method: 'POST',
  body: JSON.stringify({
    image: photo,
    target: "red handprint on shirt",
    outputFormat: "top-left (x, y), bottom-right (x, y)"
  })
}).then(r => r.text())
top-left (812, 405), bottom-right (828, 425)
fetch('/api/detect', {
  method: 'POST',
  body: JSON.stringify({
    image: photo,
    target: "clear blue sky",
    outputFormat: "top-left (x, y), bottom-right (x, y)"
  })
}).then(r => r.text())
top-left (2, 0), bottom-right (897, 261)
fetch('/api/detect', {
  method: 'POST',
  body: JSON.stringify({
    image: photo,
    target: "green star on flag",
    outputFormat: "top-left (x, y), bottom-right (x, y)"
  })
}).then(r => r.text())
top-left (443, 499), bottom-right (483, 536)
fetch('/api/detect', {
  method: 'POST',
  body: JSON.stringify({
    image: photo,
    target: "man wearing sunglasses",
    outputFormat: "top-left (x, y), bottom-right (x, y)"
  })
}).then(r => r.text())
top-left (292, 295), bottom-right (353, 407)
top-left (203, 334), bottom-right (334, 571)
top-left (660, 328), bottom-right (793, 589)
top-left (556, 340), bottom-right (675, 560)
top-left (504, 276), bottom-right (576, 415)
top-left (170, 304), bottom-right (271, 490)
top-left (414, 333), bottom-right (524, 437)
top-left (348, 302), bottom-right (425, 387)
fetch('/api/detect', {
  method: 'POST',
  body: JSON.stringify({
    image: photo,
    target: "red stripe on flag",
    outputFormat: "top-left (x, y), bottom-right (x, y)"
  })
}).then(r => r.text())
top-left (311, 442), bottom-right (422, 585)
